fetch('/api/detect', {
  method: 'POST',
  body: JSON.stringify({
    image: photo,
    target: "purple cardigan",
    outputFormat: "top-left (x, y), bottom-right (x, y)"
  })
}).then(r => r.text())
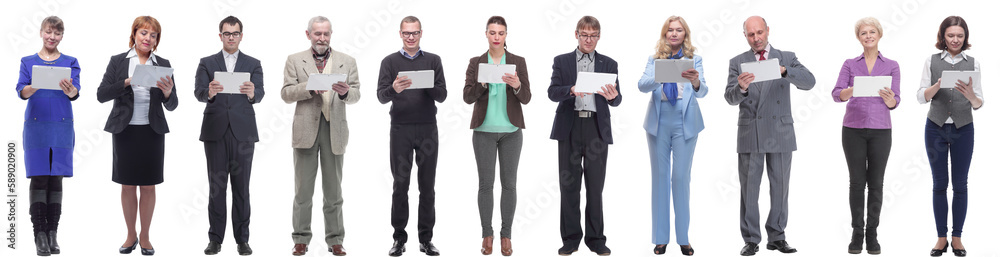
top-left (831, 52), bottom-right (901, 129)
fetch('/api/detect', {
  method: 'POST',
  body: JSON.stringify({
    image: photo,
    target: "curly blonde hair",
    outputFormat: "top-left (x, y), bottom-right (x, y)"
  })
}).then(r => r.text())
top-left (654, 16), bottom-right (696, 59)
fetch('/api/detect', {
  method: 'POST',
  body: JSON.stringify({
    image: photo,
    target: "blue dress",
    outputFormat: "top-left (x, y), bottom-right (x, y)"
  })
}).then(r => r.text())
top-left (16, 53), bottom-right (81, 178)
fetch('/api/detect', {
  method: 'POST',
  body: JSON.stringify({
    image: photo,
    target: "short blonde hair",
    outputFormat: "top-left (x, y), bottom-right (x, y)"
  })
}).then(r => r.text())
top-left (854, 17), bottom-right (882, 38)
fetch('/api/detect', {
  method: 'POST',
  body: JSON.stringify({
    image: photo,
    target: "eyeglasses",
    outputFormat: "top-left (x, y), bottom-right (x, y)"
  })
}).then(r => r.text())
top-left (579, 34), bottom-right (600, 40)
top-left (222, 32), bottom-right (242, 38)
top-left (401, 31), bottom-right (422, 38)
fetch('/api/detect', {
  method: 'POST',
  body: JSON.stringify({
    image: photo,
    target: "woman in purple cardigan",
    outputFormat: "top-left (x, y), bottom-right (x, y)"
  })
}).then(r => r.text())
top-left (830, 17), bottom-right (900, 255)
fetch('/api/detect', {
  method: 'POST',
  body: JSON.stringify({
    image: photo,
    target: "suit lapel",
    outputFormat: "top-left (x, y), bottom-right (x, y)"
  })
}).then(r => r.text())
top-left (214, 51), bottom-right (227, 72)
top-left (594, 51), bottom-right (606, 73)
top-left (303, 51), bottom-right (320, 74)
top-left (234, 51), bottom-right (248, 73)
top-left (565, 51), bottom-right (577, 89)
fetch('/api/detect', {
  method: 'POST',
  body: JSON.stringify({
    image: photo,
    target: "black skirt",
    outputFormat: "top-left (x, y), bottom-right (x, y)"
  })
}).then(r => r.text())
top-left (112, 125), bottom-right (164, 185)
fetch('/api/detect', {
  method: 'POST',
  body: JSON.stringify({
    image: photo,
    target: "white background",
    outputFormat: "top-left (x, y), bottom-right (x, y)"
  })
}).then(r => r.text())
top-left (2, 0), bottom-right (998, 256)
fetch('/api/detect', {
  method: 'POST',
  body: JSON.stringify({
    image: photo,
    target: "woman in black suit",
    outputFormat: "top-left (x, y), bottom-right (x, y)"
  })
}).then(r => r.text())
top-left (96, 16), bottom-right (177, 256)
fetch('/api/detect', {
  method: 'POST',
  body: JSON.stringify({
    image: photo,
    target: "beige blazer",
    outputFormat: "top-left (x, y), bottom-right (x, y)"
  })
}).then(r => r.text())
top-left (281, 49), bottom-right (361, 154)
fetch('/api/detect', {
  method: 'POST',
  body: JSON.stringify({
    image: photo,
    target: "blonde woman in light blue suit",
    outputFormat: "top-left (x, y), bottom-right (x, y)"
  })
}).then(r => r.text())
top-left (637, 16), bottom-right (706, 256)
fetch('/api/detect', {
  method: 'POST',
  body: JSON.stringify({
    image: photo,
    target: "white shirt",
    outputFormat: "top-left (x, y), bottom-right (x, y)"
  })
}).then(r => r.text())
top-left (224, 50), bottom-right (239, 72)
top-left (127, 48), bottom-right (159, 125)
top-left (915, 51), bottom-right (983, 124)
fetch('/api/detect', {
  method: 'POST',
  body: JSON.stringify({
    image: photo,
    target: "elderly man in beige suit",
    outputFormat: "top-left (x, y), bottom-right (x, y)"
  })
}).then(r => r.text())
top-left (281, 16), bottom-right (360, 257)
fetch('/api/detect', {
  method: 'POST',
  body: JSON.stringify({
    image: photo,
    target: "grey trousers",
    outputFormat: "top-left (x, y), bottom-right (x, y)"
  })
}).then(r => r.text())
top-left (738, 152), bottom-right (792, 244)
top-left (292, 118), bottom-right (346, 246)
top-left (473, 130), bottom-right (523, 239)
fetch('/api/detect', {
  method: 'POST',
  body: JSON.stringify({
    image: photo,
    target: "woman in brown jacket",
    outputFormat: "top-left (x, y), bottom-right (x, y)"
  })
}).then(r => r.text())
top-left (462, 15), bottom-right (531, 257)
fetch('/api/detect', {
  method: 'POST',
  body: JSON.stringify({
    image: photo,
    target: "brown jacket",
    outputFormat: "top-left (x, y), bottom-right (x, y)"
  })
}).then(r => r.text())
top-left (463, 51), bottom-right (531, 129)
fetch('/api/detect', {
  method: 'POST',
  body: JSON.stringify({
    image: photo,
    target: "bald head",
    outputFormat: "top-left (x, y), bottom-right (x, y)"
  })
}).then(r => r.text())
top-left (743, 16), bottom-right (769, 52)
top-left (743, 16), bottom-right (767, 33)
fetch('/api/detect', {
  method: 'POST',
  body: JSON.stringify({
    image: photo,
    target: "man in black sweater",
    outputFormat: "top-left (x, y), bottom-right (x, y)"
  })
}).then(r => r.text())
top-left (376, 15), bottom-right (447, 257)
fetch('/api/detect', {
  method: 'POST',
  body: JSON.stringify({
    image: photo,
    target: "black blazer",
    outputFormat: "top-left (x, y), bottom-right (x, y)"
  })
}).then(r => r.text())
top-left (547, 49), bottom-right (622, 144)
top-left (97, 51), bottom-right (179, 134)
top-left (193, 51), bottom-right (265, 142)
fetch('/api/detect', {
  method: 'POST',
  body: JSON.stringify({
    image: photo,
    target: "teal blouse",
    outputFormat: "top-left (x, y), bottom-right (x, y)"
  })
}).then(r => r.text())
top-left (474, 52), bottom-right (518, 133)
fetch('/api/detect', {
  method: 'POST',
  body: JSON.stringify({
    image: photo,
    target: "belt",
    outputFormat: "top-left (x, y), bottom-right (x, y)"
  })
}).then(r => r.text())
top-left (577, 111), bottom-right (595, 118)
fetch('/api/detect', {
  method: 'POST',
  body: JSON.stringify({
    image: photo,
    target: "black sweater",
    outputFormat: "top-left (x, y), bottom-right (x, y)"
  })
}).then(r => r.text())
top-left (376, 51), bottom-right (447, 124)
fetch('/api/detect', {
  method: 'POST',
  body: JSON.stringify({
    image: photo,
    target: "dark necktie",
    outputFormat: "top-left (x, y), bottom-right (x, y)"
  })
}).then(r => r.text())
top-left (758, 50), bottom-right (766, 61)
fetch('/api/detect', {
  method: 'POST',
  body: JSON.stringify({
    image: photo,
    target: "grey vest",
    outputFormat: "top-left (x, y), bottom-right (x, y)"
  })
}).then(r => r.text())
top-left (928, 53), bottom-right (975, 128)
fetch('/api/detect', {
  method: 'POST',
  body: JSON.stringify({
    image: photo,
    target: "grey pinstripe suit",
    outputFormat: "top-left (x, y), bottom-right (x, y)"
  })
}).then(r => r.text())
top-left (724, 46), bottom-right (815, 244)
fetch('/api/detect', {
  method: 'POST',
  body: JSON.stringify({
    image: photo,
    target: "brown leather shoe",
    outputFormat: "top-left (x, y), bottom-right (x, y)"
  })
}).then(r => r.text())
top-left (500, 237), bottom-right (512, 256)
top-left (330, 245), bottom-right (347, 256)
top-left (481, 236), bottom-right (493, 255)
top-left (292, 244), bottom-right (307, 256)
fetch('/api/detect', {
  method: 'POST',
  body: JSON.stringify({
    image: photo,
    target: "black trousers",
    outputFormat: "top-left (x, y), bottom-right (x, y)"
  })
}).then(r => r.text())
top-left (389, 123), bottom-right (438, 244)
top-left (205, 126), bottom-right (255, 243)
top-left (558, 116), bottom-right (608, 249)
top-left (841, 127), bottom-right (890, 232)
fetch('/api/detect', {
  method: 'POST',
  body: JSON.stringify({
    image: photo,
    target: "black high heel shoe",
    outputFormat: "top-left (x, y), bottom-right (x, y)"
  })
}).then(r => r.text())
top-left (952, 244), bottom-right (967, 256)
top-left (141, 247), bottom-right (155, 256)
top-left (680, 245), bottom-right (695, 256)
top-left (929, 241), bottom-right (948, 257)
top-left (119, 238), bottom-right (138, 254)
top-left (653, 244), bottom-right (666, 255)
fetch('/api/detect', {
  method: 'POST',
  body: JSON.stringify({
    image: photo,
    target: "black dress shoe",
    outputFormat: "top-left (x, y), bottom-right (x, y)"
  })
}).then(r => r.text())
top-left (766, 240), bottom-right (797, 253)
top-left (557, 245), bottom-right (578, 256)
top-left (740, 242), bottom-right (759, 256)
top-left (204, 241), bottom-right (221, 255)
top-left (47, 230), bottom-right (60, 254)
top-left (237, 243), bottom-right (253, 255)
top-left (419, 242), bottom-right (440, 256)
top-left (929, 241), bottom-right (948, 257)
top-left (141, 247), bottom-right (155, 256)
top-left (119, 238), bottom-right (138, 254)
top-left (680, 245), bottom-right (694, 256)
top-left (653, 244), bottom-right (666, 255)
top-left (35, 231), bottom-right (51, 256)
top-left (591, 245), bottom-right (611, 256)
top-left (388, 240), bottom-right (405, 256)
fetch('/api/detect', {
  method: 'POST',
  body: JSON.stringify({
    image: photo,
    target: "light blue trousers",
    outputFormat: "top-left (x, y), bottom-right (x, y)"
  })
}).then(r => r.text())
top-left (645, 102), bottom-right (697, 245)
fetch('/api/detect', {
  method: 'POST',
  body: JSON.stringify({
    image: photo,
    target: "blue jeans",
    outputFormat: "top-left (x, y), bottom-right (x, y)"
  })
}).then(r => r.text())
top-left (924, 119), bottom-right (973, 237)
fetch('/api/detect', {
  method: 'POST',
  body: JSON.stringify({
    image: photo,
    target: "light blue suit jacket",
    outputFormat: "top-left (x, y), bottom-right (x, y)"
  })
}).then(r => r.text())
top-left (638, 55), bottom-right (708, 140)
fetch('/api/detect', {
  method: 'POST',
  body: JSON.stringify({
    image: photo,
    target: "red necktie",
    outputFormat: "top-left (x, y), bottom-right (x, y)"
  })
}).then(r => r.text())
top-left (758, 50), bottom-right (766, 61)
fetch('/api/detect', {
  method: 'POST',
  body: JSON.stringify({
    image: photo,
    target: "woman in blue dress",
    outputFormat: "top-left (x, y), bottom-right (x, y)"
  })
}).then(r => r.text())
top-left (15, 16), bottom-right (80, 256)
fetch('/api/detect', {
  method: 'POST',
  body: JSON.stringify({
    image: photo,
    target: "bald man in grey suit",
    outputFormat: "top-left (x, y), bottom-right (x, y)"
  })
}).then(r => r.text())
top-left (724, 16), bottom-right (815, 256)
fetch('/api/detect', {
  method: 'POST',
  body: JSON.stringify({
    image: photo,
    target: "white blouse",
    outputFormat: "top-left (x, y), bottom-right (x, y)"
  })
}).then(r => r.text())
top-left (126, 48), bottom-right (159, 125)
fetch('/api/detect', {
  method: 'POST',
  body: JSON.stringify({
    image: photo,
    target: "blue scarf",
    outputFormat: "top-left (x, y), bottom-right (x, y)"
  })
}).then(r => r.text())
top-left (662, 47), bottom-right (683, 105)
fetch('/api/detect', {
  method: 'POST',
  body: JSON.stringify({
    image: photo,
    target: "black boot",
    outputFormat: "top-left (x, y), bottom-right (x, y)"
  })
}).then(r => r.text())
top-left (848, 228), bottom-right (863, 254)
top-left (866, 228), bottom-right (881, 254)
top-left (47, 191), bottom-right (62, 254)
top-left (30, 190), bottom-right (50, 256)
top-left (35, 231), bottom-right (51, 256)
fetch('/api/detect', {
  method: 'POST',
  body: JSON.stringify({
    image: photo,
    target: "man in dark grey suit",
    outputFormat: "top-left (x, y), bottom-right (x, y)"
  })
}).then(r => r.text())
top-left (194, 16), bottom-right (264, 256)
top-left (724, 16), bottom-right (815, 256)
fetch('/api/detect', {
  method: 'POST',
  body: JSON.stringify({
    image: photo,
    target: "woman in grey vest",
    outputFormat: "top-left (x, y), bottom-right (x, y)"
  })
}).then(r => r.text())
top-left (916, 16), bottom-right (981, 257)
